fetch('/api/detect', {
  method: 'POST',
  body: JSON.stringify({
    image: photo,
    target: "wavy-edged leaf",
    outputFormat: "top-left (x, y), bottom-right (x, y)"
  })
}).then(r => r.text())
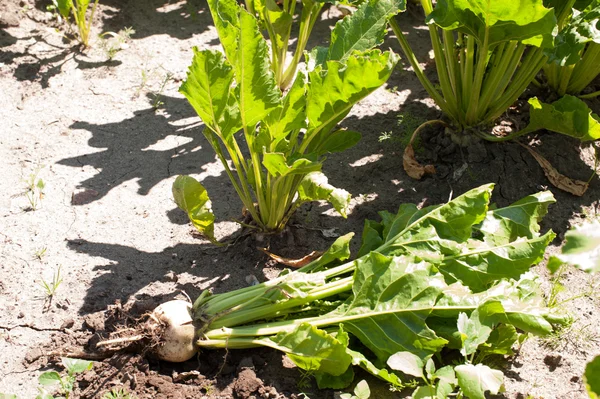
top-left (434, 278), bottom-right (561, 335)
top-left (347, 348), bottom-right (404, 388)
top-left (478, 324), bottom-right (519, 357)
top-left (325, 253), bottom-right (447, 361)
top-left (62, 357), bottom-right (93, 374)
top-left (306, 50), bottom-right (399, 139)
top-left (235, 10), bottom-right (282, 130)
top-left (478, 191), bottom-right (555, 245)
top-left (549, 221), bottom-right (600, 273)
top-left (268, 323), bottom-right (352, 376)
top-left (357, 220), bottom-right (385, 258)
top-left (262, 153), bottom-right (322, 177)
top-left (428, 0), bottom-right (556, 48)
top-left (439, 230), bottom-right (555, 292)
top-left (525, 95), bottom-right (600, 141)
top-left (264, 71), bottom-right (307, 146)
top-left (382, 184), bottom-right (494, 258)
top-left (207, 0), bottom-right (240, 63)
top-left (264, 0), bottom-right (293, 51)
top-left (547, 3), bottom-right (600, 66)
top-left (179, 48), bottom-right (241, 140)
top-left (327, 0), bottom-right (406, 63)
top-left (315, 365), bottom-right (355, 389)
top-left (455, 364), bottom-right (503, 399)
top-left (172, 175), bottom-right (218, 244)
top-left (298, 172), bottom-right (352, 217)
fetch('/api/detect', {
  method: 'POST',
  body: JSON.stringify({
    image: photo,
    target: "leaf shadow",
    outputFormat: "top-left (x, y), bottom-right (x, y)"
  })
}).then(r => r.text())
top-left (56, 94), bottom-right (216, 205)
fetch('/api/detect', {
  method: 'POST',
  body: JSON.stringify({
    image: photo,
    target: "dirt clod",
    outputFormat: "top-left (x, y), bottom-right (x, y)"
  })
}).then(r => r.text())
top-left (234, 368), bottom-right (263, 399)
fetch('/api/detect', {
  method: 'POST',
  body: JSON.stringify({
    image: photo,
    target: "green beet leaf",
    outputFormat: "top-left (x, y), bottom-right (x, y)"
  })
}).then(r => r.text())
top-left (439, 230), bottom-right (554, 292)
top-left (172, 176), bottom-right (218, 244)
top-left (478, 324), bottom-right (519, 357)
top-left (327, 0), bottom-right (406, 63)
top-left (326, 253), bottom-right (447, 361)
top-left (524, 95), bottom-right (600, 141)
top-left (179, 48), bottom-right (241, 141)
top-left (56, 0), bottom-right (72, 18)
top-left (306, 50), bottom-right (399, 141)
top-left (386, 351), bottom-right (425, 378)
top-left (262, 153), bottom-right (322, 177)
top-left (428, 0), bottom-right (556, 48)
top-left (269, 323), bottom-right (352, 377)
top-left (478, 191), bottom-right (555, 245)
top-left (234, 11), bottom-right (281, 131)
top-left (455, 364), bottom-right (504, 399)
top-left (547, 2), bottom-right (600, 66)
top-left (62, 357), bottom-right (93, 374)
top-left (38, 371), bottom-right (61, 386)
top-left (585, 355), bottom-right (600, 398)
top-left (313, 129), bottom-right (362, 155)
top-left (549, 221), bottom-right (600, 273)
top-left (347, 348), bottom-right (404, 388)
top-left (315, 366), bottom-right (355, 390)
top-left (298, 172), bottom-right (352, 218)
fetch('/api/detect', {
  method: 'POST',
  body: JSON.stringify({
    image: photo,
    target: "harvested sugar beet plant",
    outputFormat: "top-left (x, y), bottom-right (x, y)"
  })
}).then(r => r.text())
top-left (174, 0), bottom-right (403, 237)
top-left (101, 185), bottom-right (567, 396)
top-left (389, 0), bottom-right (556, 142)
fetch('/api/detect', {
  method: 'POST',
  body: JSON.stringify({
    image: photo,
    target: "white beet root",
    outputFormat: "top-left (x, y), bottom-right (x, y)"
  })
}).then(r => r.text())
top-left (152, 300), bottom-right (197, 362)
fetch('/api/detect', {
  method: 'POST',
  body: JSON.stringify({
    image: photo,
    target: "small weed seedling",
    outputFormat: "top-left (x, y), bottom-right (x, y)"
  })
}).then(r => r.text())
top-left (102, 388), bottom-right (136, 399)
top-left (151, 71), bottom-right (174, 110)
top-left (38, 265), bottom-right (63, 305)
top-left (99, 27), bottom-right (135, 60)
top-left (38, 357), bottom-right (93, 399)
top-left (34, 247), bottom-right (48, 261)
top-left (24, 166), bottom-right (45, 211)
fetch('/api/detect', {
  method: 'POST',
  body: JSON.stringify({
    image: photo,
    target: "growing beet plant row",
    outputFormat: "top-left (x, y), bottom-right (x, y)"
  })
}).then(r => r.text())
top-left (41, 0), bottom-right (600, 397)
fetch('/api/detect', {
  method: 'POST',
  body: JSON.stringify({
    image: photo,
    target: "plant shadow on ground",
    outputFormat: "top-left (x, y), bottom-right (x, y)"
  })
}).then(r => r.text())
top-left (29, 0), bottom-right (211, 40)
top-left (0, 30), bottom-right (120, 88)
top-left (57, 94), bottom-right (217, 205)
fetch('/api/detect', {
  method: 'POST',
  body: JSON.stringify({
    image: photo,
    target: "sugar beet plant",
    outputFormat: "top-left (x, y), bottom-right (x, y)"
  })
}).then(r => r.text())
top-left (175, 0), bottom-right (402, 236)
top-left (543, 0), bottom-right (600, 97)
top-left (243, 0), bottom-right (327, 90)
top-left (109, 184), bottom-right (566, 395)
top-left (390, 0), bottom-right (556, 142)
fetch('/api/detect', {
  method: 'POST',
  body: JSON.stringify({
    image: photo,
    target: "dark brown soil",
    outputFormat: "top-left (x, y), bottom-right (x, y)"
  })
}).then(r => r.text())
top-left (1, 1), bottom-right (599, 398)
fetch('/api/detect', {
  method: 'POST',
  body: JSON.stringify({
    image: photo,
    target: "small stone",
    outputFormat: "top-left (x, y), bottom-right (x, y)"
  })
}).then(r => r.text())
top-left (24, 348), bottom-right (43, 364)
top-left (17, 312), bottom-right (24, 319)
top-left (60, 318), bottom-right (75, 330)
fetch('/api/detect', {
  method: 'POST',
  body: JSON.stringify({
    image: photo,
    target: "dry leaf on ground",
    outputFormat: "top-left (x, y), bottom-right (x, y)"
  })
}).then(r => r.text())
top-left (520, 143), bottom-right (589, 196)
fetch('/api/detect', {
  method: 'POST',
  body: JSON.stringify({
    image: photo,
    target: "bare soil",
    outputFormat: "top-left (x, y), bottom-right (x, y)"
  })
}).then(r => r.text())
top-left (1, 1), bottom-right (600, 398)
